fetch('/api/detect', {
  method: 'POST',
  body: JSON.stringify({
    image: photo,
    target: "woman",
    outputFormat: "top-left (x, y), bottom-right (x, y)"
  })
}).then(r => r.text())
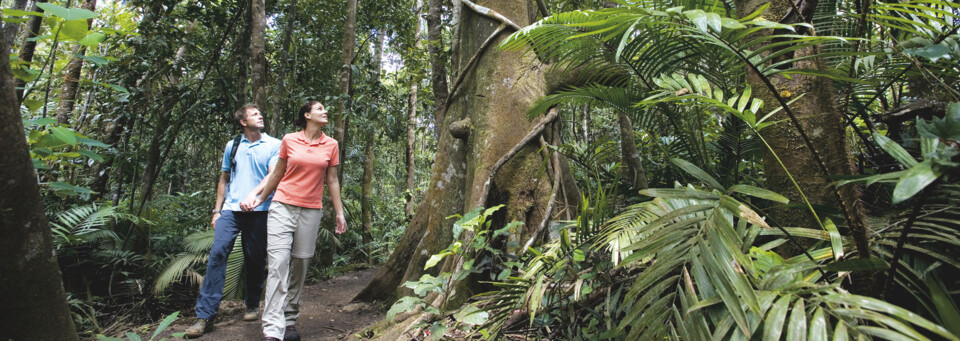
top-left (241, 101), bottom-right (346, 341)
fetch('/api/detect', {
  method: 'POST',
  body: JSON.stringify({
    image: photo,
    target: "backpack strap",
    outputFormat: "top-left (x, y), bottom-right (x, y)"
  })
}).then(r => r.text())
top-left (226, 135), bottom-right (242, 187)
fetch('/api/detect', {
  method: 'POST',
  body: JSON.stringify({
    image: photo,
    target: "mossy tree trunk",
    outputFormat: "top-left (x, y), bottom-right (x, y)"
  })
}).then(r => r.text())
top-left (354, 0), bottom-right (568, 305)
top-left (0, 29), bottom-right (79, 341)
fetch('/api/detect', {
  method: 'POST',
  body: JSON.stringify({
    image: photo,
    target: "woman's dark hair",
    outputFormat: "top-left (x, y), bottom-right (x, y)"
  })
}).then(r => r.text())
top-left (294, 101), bottom-right (322, 128)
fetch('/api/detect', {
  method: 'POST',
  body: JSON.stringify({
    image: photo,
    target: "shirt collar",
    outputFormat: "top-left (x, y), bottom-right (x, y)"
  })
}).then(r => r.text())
top-left (295, 131), bottom-right (327, 146)
top-left (241, 133), bottom-right (270, 146)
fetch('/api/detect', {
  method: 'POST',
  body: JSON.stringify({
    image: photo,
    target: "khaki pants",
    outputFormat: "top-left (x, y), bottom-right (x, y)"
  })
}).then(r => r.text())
top-left (261, 202), bottom-right (323, 339)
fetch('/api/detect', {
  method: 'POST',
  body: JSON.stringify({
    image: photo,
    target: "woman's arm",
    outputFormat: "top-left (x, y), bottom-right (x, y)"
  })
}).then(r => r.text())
top-left (241, 158), bottom-right (287, 211)
top-left (326, 165), bottom-right (347, 234)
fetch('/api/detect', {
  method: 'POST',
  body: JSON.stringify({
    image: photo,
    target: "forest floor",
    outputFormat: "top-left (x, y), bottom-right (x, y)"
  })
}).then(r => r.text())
top-left (153, 268), bottom-right (383, 340)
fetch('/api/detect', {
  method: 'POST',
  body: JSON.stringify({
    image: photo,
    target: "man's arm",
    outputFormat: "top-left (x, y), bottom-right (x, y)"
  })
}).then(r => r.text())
top-left (241, 163), bottom-right (278, 211)
top-left (212, 171), bottom-right (228, 229)
top-left (241, 158), bottom-right (287, 211)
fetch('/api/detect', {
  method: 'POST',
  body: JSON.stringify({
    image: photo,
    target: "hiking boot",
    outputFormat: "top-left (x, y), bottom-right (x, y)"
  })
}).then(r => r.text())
top-left (283, 325), bottom-right (301, 341)
top-left (184, 318), bottom-right (213, 338)
top-left (242, 307), bottom-right (259, 321)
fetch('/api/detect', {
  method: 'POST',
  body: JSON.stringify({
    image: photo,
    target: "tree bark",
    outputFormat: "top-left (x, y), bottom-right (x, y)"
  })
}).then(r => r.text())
top-left (336, 0), bottom-right (357, 170)
top-left (272, 0), bottom-right (297, 135)
top-left (56, 0), bottom-right (97, 125)
top-left (426, 0), bottom-right (449, 138)
top-left (618, 112), bottom-right (648, 189)
top-left (15, 0), bottom-right (47, 102)
top-left (236, 3), bottom-right (252, 104)
top-left (0, 28), bottom-right (79, 341)
top-left (354, 0), bottom-right (566, 305)
top-left (250, 0), bottom-right (268, 114)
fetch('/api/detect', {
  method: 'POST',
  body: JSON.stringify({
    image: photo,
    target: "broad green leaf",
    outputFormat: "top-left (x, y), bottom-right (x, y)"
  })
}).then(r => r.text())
top-left (809, 308), bottom-right (827, 341)
top-left (125, 332), bottom-right (142, 341)
top-left (453, 304), bottom-right (489, 325)
top-left (49, 126), bottom-right (78, 146)
top-left (77, 54), bottom-right (111, 66)
top-left (423, 252), bottom-right (450, 270)
top-left (78, 32), bottom-right (106, 46)
top-left (23, 98), bottom-right (44, 112)
top-left (60, 19), bottom-right (89, 40)
top-left (77, 136), bottom-right (110, 148)
top-left (873, 132), bottom-right (918, 167)
top-left (11, 67), bottom-right (39, 82)
top-left (3, 9), bottom-right (43, 17)
top-left (36, 2), bottom-right (97, 20)
top-left (728, 184), bottom-right (789, 203)
top-left (892, 161), bottom-right (939, 204)
top-left (386, 296), bottom-right (423, 320)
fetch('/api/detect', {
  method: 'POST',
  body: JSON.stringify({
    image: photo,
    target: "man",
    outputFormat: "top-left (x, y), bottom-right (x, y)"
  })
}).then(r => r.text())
top-left (185, 104), bottom-right (281, 338)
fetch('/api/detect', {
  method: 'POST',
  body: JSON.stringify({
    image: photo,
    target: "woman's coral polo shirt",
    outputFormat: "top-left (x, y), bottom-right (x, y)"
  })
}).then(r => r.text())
top-left (272, 131), bottom-right (340, 209)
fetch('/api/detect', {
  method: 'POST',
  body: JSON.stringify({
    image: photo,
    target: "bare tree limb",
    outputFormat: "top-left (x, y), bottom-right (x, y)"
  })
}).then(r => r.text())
top-left (460, 0), bottom-right (522, 30)
top-left (476, 108), bottom-right (560, 207)
top-left (445, 23), bottom-right (506, 110)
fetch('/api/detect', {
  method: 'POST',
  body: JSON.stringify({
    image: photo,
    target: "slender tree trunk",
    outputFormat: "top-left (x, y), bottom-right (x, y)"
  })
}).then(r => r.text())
top-left (2, 0), bottom-right (30, 49)
top-left (406, 0), bottom-right (425, 218)
top-left (236, 4), bottom-right (252, 104)
top-left (336, 0), bottom-right (357, 163)
top-left (272, 0), bottom-right (297, 135)
top-left (250, 0), bottom-right (268, 112)
top-left (56, 0), bottom-right (97, 125)
top-left (361, 131), bottom-right (375, 263)
top-left (618, 112), bottom-right (648, 189)
top-left (354, 0), bottom-right (565, 305)
top-left (0, 30), bottom-right (79, 341)
top-left (426, 0), bottom-right (449, 138)
top-left (15, 0), bottom-right (47, 102)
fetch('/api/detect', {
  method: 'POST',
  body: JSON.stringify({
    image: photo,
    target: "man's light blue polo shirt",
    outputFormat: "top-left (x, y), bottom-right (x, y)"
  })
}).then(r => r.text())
top-left (220, 134), bottom-right (281, 212)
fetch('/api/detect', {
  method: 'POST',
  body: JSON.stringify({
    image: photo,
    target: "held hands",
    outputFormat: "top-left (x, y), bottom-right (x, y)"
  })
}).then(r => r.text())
top-left (240, 194), bottom-right (262, 212)
top-left (336, 214), bottom-right (347, 234)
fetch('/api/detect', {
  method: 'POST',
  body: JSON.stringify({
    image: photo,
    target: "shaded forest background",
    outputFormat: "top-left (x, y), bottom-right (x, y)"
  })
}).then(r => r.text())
top-left (1, 0), bottom-right (960, 340)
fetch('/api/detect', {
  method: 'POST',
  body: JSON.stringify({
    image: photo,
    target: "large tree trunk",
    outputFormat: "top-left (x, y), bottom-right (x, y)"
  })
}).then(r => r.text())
top-left (272, 0), bottom-right (297, 135)
top-left (336, 0), bottom-right (357, 163)
top-left (735, 0), bottom-right (872, 263)
top-left (236, 4), bottom-right (252, 104)
top-left (354, 0), bottom-right (564, 305)
top-left (0, 28), bottom-right (79, 341)
top-left (56, 0), bottom-right (97, 125)
top-left (250, 0), bottom-right (268, 114)
top-left (426, 0), bottom-right (449, 138)
top-left (361, 31), bottom-right (386, 264)
top-left (15, 0), bottom-right (47, 102)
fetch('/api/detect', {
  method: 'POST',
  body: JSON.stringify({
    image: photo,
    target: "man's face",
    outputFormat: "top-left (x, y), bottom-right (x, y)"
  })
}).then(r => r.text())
top-left (241, 108), bottom-right (264, 130)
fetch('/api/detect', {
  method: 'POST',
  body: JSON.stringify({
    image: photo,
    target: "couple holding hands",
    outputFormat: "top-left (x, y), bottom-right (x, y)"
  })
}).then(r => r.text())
top-left (185, 101), bottom-right (345, 341)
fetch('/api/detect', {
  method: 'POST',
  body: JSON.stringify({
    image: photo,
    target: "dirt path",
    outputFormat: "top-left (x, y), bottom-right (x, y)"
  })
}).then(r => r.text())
top-left (162, 268), bottom-right (382, 340)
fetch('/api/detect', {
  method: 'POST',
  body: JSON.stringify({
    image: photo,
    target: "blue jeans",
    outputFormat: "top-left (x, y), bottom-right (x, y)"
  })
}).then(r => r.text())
top-left (195, 210), bottom-right (268, 319)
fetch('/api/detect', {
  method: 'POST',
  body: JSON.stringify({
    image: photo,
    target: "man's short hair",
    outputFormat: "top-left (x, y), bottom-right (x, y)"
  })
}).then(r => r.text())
top-left (234, 104), bottom-right (259, 125)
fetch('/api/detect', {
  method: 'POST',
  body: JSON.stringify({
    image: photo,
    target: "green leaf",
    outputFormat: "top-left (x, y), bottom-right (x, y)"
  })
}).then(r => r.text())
top-left (3, 9), bottom-right (44, 17)
top-left (150, 311), bottom-right (179, 341)
top-left (125, 332), bottom-right (142, 341)
top-left (77, 136), bottom-right (110, 148)
top-left (786, 299), bottom-right (806, 341)
top-left (22, 98), bottom-right (44, 112)
top-left (386, 296), bottom-right (423, 320)
top-left (892, 161), bottom-right (939, 204)
top-left (917, 102), bottom-right (960, 141)
top-left (672, 158), bottom-right (724, 191)
top-left (36, 2), bottom-right (97, 20)
top-left (77, 149), bottom-right (104, 161)
top-left (11, 67), bottom-right (40, 82)
top-left (23, 117), bottom-right (57, 126)
top-left (77, 54), bottom-right (111, 66)
top-left (78, 32), bottom-right (106, 47)
top-left (423, 252), bottom-right (449, 270)
top-left (453, 304), bottom-right (489, 325)
top-left (728, 184), bottom-right (789, 204)
top-left (823, 257), bottom-right (888, 272)
top-left (873, 132), bottom-right (918, 167)
top-left (60, 19), bottom-right (89, 40)
top-left (823, 218), bottom-right (843, 260)
top-left (429, 323), bottom-right (447, 341)
top-left (49, 126), bottom-right (78, 146)
top-left (33, 158), bottom-right (50, 170)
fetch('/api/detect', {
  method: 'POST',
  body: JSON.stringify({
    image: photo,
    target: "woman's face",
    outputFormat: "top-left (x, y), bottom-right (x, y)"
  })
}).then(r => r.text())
top-left (305, 103), bottom-right (328, 126)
